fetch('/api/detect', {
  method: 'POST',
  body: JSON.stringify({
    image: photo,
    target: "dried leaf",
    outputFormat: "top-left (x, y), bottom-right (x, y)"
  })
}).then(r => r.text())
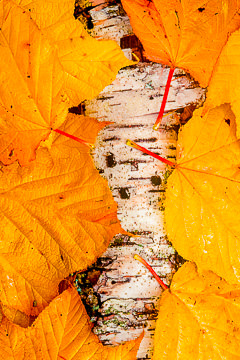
top-left (153, 262), bottom-right (240, 360)
top-left (0, 287), bottom-right (143, 359)
top-left (121, 0), bottom-right (240, 87)
top-left (165, 104), bottom-right (240, 284)
top-left (0, 114), bottom-right (122, 316)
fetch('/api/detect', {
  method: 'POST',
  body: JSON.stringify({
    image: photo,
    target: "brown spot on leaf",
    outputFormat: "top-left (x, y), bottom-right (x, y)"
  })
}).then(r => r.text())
top-left (8, 149), bottom-right (14, 158)
top-left (23, 42), bottom-right (31, 49)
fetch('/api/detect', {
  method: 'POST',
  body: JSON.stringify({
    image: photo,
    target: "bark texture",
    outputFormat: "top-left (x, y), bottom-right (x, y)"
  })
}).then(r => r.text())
top-left (79, 2), bottom-right (205, 358)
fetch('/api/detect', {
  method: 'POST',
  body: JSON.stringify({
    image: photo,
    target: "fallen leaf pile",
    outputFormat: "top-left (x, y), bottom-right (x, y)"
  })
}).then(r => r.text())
top-left (0, 0), bottom-right (143, 358)
top-left (3, 0), bottom-right (240, 358)
top-left (0, 114), bottom-right (123, 317)
top-left (0, 287), bottom-right (143, 360)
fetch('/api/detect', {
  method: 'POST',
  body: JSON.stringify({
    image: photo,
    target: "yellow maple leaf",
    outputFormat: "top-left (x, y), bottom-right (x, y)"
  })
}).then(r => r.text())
top-left (45, 18), bottom-right (134, 106)
top-left (121, 0), bottom-right (240, 129)
top-left (0, 113), bottom-right (123, 316)
top-left (121, 0), bottom-right (240, 88)
top-left (0, 287), bottom-right (143, 359)
top-left (152, 262), bottom-right (240, 360)
top-left (0, 0), bottom-right (133, 165)
top-left (0, 0), bottom-right (67, 166)
top-left (17, 0), bottom-right (135, 107)
top-left (203, 28), bottom-right (240, 138)
top-left (16, 0), bottom-right (75, 28)
top-left (165, 104), bottom-right (240, 284)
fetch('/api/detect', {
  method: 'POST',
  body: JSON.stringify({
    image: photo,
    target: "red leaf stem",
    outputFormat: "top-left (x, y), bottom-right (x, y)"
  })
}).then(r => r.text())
top-left (134, 254), bottom-right (168, 290)
top-left (153, 67), bottom-right (175, 130)
top-left (126, 139), bottom-right (176, 167)
top-left (53, 128), bottom-right (92, 148)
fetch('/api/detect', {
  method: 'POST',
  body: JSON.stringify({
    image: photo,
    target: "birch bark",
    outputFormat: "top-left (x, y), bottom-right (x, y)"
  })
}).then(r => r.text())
top-left (79, 2), bottom-right (205, 358)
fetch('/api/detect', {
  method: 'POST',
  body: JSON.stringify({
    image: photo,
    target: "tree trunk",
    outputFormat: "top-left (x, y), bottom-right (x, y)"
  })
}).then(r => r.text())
top-left (79, 2), bottom-right (205, 358)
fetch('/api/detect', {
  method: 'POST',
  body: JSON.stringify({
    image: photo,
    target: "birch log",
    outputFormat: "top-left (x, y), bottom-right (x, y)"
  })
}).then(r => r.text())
top-left (79, 2), bottom-right (205, 358)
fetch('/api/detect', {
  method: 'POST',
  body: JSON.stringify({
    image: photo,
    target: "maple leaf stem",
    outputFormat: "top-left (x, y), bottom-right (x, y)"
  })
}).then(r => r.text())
top-left (126, 139), bottom-right (176, 167)
top-left (153, 67), bottom-right (175, 131)
top-left (134, 254), bottom-right (168, 290)
top-left (53, 128), bottom-right (93, 148)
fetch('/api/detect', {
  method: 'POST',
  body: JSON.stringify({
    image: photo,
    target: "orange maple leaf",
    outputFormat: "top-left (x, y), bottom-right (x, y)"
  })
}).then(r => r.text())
top-left (16, 0), bottom-right (75, 28)
top-left (0, 287), bottom-right (143, 359)
top-left (0, 0), bottom-right (133, 166)
top-left (0, 0), bottom-right (67, 165)
top-left (16, 0), bottom-right (135, 106)
top-left (121, 0), bottom-right (240, 128)
top-left (121, 0), bottom-right (240, 87)
top-left (0, 114), bottom-right (123, 316)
